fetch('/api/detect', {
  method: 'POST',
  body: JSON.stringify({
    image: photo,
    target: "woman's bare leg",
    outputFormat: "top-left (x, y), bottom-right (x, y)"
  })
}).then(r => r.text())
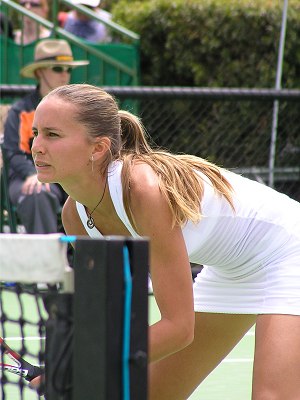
top-left (252, 314), bottom-right (300, 400)
top-left (149, 312), bottom-right (256, 400)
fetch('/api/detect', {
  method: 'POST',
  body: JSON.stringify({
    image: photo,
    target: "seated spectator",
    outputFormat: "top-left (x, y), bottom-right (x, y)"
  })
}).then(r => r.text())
top-left (60, 0), bottom-right (111, 43)
top-left (3, 39), bottom-right (89, 234)
top-left (14, 0), bottom-right (50, 45)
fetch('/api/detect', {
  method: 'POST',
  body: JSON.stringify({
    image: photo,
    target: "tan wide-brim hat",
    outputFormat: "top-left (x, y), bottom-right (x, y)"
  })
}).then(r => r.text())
top-left (71, 0), bottom-right (101, 7)
top-left (20, 39), bottom-right (89, 78)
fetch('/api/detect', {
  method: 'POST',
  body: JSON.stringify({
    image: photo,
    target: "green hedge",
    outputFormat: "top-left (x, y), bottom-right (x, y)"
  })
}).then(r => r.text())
top-left (112, 0), bottom-right (300, 88)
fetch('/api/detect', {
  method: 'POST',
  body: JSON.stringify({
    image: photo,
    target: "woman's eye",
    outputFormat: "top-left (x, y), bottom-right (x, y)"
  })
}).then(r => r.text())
top-left (32, 131), bottom-right (59, 138)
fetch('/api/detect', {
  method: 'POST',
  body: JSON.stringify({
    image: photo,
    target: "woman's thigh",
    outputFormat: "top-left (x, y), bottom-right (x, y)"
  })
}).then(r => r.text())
top-left (149, 312), bottom-right (256, 400)
top-left (252, 314), bottom-right (300, 400)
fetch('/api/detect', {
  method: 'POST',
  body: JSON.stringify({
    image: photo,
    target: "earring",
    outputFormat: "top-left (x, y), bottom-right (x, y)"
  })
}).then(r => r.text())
top-left (91, 155), bottom-right (94, 173)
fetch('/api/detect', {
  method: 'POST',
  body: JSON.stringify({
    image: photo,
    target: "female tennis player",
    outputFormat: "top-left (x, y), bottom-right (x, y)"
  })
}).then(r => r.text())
top-left (31, 83), bottom-right (300, 399)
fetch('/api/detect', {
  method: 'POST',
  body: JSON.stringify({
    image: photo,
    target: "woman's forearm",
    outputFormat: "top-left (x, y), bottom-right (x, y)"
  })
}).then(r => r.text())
top-left (149, 316), bottom-right (194, 363)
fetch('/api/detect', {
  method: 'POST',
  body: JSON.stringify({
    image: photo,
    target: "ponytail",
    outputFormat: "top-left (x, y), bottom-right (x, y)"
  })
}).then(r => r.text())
top-left (118, 110), bottom-right (153, 155)
top-left (43, 84), bottom-right (234, 229)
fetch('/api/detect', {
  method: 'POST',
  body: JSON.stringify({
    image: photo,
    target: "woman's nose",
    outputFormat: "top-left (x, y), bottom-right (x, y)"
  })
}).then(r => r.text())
top-left (31, 135), bottom-right (45, 156)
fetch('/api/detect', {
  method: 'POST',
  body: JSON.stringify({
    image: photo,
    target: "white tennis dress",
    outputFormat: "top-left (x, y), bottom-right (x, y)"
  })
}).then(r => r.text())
top-left (76, 161), bottom-right (300, 315)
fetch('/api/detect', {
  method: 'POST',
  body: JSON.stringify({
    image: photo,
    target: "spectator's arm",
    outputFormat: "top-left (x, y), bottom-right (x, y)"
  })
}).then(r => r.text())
top-left (3, 106), bottom-right (36, 179)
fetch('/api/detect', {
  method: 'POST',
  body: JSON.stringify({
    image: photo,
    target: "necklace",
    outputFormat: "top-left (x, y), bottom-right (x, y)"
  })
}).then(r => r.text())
top-left (86, 177), bottom-right (108, 229)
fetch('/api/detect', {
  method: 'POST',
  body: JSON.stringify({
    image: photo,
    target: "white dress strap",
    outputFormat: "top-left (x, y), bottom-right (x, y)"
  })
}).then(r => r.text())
top-left (75, 161), bottom-right (139, 238)
top-left (107, 161), bottom-right (139, 237)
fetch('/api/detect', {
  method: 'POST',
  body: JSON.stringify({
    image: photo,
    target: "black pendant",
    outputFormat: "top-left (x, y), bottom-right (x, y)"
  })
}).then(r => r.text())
top-left (87, 216), bottom-right (95, 229)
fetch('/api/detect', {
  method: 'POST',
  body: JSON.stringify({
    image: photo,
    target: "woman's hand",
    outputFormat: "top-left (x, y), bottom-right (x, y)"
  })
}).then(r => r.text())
top-left (29, 374), bottom-right (45, 395)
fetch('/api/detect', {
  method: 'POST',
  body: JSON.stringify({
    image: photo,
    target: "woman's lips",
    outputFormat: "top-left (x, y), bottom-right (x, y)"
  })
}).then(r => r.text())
top-left (35, 161), bottom-right (51, 168)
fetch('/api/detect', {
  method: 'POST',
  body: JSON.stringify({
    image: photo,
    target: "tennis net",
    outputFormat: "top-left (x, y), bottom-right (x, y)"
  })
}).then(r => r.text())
top-left (0, 233), bottom-right (149, 400)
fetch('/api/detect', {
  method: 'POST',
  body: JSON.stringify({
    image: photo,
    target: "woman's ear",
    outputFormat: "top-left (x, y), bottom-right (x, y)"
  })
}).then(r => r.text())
top-left (92, 137), bottom-right (111, 161)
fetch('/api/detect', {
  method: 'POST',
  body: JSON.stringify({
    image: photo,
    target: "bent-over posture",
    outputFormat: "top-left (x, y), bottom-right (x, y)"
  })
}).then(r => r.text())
top-left (31, 83), bottom-right (300, 400)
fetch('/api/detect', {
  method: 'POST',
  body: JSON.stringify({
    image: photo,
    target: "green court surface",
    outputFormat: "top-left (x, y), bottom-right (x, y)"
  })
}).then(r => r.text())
top-left (149, 297), bottom-right (255, 400)
top-left (1, 292), bottom-right (255, 399)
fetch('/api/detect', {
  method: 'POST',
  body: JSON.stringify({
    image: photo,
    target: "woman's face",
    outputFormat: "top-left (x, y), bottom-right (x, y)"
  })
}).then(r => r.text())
top-left (32, 96), bottom-right (93, 185)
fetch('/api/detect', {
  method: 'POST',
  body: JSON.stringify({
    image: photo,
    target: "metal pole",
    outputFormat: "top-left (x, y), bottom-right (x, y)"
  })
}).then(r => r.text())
top-left (268, 0), bottom-right (289, 187)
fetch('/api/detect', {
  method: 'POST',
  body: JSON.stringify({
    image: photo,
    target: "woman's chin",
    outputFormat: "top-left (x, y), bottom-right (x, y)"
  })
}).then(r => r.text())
top-left (37, 174), bottom-right (54, 184)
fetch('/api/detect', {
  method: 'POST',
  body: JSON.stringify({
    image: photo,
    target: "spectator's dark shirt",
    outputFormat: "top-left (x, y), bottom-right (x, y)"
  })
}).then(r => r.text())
top-left (3, 87), bottom-right (41, 181)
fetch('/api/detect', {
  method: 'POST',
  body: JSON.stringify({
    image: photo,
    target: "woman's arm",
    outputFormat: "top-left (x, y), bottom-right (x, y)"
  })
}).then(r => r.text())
top-left (129, 163), bottom-right (195, 363)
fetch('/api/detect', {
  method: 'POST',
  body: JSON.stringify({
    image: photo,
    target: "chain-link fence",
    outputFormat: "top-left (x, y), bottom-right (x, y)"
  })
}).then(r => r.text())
top-left (114, 87), bottom-right (300, 202)
top-left (1, 85), bottom-right (300, 201)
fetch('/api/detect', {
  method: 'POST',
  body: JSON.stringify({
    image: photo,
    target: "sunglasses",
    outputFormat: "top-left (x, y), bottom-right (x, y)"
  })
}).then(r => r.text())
top-left (51, 66), bottom-right (73, 74)
top-left (20, 1), bottom-right (41, 7)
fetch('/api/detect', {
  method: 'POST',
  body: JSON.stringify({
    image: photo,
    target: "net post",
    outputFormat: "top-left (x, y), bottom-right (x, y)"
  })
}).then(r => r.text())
top-left (72, 236), bottom-right (149, 400)
top-left (73, 237), bottom-right (109, 399)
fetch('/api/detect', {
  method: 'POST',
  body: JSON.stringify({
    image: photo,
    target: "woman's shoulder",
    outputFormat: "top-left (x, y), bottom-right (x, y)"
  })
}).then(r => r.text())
top-left (124, 162), bottom-right (161, 212)
top-left (129, 161), bottom-right (159, 188)
top-left (62, 197), bottom-right (76, 224)
top-left (62, 197), bottom-right (87, 235)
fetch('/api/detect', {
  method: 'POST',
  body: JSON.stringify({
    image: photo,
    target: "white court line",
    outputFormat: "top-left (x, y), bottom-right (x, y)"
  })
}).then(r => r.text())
top-left (6, 332), bottom-right (254, 340)
top-left (5, 336), bottom-right (254, 364)
top-left (6, 333), bottom-right (254, 339)
top-left (3, 336), bottom-right (45, 341)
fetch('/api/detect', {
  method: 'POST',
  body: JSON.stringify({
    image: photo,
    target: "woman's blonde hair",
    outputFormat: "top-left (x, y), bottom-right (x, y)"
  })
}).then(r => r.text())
top-left (44, 84), bottom-right (234, 228)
